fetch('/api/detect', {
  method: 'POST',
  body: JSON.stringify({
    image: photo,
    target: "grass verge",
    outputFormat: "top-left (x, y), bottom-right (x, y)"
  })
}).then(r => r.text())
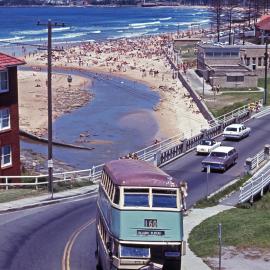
top-left (206, 78), bottom-right (270, 118)
top-left (189, 192), bottom-right (270, 258)
top-left (0, 189), bottom-right (47, 204)
top-left (194, 174), bottom-right (251, 208)
top-left (0, 180), bottom-right (94, 204)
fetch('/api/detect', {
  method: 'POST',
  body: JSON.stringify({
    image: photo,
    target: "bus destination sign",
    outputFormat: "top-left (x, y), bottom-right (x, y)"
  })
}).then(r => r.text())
top-left (137, 230), bottom-right (165, 236)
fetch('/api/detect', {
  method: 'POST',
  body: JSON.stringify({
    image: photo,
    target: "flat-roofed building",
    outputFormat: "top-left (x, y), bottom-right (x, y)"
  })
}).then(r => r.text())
top-left (197, 43), bottom-right (261, 88)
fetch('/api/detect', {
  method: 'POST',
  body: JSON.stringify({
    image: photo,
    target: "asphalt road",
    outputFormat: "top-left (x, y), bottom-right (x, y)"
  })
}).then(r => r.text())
top-left (163, 113), bottom-right (270, 207)
top-left (0, 195), bottom-right (97, 270)
top-left (0, 113), bottom-right (269, 270)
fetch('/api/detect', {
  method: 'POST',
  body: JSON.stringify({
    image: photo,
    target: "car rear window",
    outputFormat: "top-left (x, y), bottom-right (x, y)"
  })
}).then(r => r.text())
top-left (210, 152), bottom-right (227, 158)
top-left (226, 127), bottom-right (238, 132)
top-left (201, 140), bottom-right (212, 146)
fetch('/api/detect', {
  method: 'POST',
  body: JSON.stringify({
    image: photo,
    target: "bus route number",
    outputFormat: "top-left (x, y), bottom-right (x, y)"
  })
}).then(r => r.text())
top-left (144, 219), bottom-right (157, 228)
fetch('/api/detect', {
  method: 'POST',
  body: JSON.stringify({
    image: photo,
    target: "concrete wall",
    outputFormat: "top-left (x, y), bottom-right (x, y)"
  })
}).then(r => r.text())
top-left (211, 74), bottom-right (258, 88)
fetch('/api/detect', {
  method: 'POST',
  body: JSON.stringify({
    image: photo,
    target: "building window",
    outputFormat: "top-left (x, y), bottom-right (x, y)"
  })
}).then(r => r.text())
top-left (205, 52), bottom-right (214, 57)
top-left (227, 76), bottom-right (244, 82)
top-left (231, 52), bottom-right (239, 57)
top-left (0, 108), bottom-right (10, 131)
top-left (0, 71), bottom-right (8, 93)
top-left (213, 52), bottom-right (222, 57)
top-left (1, 145), bottom-right (12, 168)
top-left (258, 57), bottom-right (262, 66)
top-left (246, 57), bottom-right (250, 66)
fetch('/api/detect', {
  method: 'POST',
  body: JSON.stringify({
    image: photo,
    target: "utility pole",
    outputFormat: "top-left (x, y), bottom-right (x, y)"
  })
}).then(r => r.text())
top-left (47, 20), bottom-right (53, 199)
top-left (37, 20), bottom-right (65, 199)
top-left (218, 223), bottom-right (222, 270)
top-left (264, 41), bottom-right (268, 106)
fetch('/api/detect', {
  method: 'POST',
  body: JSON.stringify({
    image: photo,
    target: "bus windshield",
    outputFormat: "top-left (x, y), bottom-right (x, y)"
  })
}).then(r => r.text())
top-left (152, 189), bottom-right (177, 208)
top-left (153, 194), bottom-right (177, 208)
top-left (124, 190), bottom-right (149, 207)
top-left (120, 245), bottom-right (150, 258)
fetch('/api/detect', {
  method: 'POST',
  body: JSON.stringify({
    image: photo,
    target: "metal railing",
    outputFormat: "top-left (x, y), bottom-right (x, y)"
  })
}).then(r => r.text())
top-left (0, 164), bottom-right (104, 190)
top-left (239, 162), bottom-right (270, 203)
top-left (249, 150), bottom-right (265, 171)
top-left (0, 102), bottom-right (260, 190)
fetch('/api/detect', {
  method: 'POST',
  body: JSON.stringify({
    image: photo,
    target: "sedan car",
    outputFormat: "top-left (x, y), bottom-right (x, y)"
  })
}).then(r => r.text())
top-left (223, 124), bottom-right (251, 140)
top-left (196, 139), bottom-right (221, 154)
top-left (202, 146), bottom-right (238, 172)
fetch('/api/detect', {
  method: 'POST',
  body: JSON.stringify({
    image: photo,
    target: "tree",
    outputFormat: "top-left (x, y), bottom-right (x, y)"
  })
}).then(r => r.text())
top-left (209, 0), bottom-right (224, 42)
top-left (225, 0), bottom-right (241, 45)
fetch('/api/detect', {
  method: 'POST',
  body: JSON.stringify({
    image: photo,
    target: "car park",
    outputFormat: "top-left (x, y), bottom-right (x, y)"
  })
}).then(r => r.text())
top-left (196, 139), bottom-right (221, 154)
top-left (223, 124), bottom-right (251, 140)
top-left (201, 146), bottom-right (238, 172)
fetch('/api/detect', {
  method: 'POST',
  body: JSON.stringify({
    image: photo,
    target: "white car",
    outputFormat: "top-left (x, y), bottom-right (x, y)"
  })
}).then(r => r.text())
top-left (223, 124), bottom-right (251, 140)
top-left (196, 139), bottom-right (222, 154)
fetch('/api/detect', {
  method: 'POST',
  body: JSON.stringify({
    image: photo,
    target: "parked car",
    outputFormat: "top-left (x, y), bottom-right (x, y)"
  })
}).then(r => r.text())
top-left (223, 124), bottom-right (251, 140)
top-left (196, 139), bottom-right (221, 154)
top-left (201, 146), bottom-right (238, 172)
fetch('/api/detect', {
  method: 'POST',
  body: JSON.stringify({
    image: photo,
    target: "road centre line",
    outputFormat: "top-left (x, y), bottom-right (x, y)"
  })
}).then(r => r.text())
top-left (62, 218), bottom-right (96, 270)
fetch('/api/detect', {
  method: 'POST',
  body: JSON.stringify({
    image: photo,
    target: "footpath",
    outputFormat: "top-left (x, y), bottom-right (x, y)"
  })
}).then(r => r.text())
top-left (182, 205), bottom-right (234, 270)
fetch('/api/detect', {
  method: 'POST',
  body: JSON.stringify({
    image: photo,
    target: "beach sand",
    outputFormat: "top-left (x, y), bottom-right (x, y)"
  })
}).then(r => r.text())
top-left (23, 34), bottom-right (208, 140)
top-left (18, 70), bottom-right (92, 136)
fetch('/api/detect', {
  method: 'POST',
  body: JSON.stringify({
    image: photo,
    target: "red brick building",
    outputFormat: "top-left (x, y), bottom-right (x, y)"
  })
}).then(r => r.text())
top-left (0, 53), bottom-right (25, 178)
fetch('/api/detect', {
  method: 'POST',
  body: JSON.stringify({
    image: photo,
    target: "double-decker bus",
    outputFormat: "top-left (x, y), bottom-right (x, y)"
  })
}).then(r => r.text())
top-left (96, 159), bottom-right (186, 270)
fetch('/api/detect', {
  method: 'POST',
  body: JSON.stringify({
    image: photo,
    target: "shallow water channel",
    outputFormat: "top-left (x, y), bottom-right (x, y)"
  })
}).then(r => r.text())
top-left (21, 69), bottom-right (160, 169)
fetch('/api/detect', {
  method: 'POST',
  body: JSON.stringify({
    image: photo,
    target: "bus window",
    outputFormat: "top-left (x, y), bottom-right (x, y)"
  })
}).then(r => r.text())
top-left (113, 187), bottom-right (120, 205)
top-left (120, 245), bottom-right (150, 258)
top-left (152, 189), bottom-right (177, 208)
top-left (124, 189), bottom-right (149, 207)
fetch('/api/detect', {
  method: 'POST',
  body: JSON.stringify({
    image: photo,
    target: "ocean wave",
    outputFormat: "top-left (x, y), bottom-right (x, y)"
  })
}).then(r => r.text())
top-left (91, 30), bottom-right (101, 34)
top-left (60, 32), bottom-right (88, 39)
top-left (147, 28), bottom-right (159, 32)
top-left (78, 26), bottom-right (129, 31)
top-left (199, 19), bottom-right (210, 23)
top-left (108, 31), bottom-right (148, 40)
top-left (169, 22), bottom-right (192, 27)
top-left (17, 32), bottom-right (88, 43)
top-left (129, 21), bottom-right (161, 27)
top-left (159, 17), bottom-right (172, 21)
top-left (0, 36), bottom-right (25, 42)
top-left (12, 27), bottom-right (71, 36)
top-left (131, 25), bottom-right (146, 29)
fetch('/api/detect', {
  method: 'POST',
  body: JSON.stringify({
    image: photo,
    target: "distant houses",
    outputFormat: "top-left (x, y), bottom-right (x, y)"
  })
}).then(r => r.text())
top-left (195, 13), bottom-right (270, 89)
top-left (0, 53), bottom-right (25, 178)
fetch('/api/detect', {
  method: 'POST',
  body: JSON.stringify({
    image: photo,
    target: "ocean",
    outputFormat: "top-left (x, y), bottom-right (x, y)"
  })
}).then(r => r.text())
top-left (0, 6), bottom-right (210, 46)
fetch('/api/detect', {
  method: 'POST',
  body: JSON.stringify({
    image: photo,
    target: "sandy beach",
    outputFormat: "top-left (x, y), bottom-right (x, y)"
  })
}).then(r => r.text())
top-left (18, 70), bottom-right (92, 136)
top-left (23, 33), bottom-right (208, 140)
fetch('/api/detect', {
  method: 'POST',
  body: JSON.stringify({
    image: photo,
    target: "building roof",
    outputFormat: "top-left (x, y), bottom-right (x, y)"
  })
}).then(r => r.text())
top-left (0, 53), bottom-right (25, 71)
top-left (256, 15), bottom-right (270, 31)
top-left (104, 159), bottom-right (180, 188)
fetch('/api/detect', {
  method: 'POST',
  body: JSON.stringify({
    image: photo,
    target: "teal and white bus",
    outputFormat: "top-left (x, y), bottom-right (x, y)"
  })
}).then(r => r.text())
top-left (96, 159), bottom-right (185, 270)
